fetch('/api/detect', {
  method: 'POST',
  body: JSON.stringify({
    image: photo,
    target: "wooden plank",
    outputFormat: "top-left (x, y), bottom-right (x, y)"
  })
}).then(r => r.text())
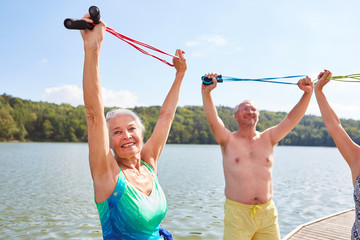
top-left (282, 209), bottom-right (354, 240)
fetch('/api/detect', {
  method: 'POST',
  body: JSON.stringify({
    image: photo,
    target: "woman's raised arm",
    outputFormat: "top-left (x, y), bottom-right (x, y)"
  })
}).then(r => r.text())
top-left (315, 70), bottom-right (360, 182)
top-left (141, 49), bottom-right (187, 172)
top-left (81, 15), bottom-right (116, 186)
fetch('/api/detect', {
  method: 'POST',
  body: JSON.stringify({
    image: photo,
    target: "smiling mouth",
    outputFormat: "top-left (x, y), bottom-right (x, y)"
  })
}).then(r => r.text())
top-left (122, 142), bottom-right (135, 148)
top-left (245, 117), bottom-right (256, 123)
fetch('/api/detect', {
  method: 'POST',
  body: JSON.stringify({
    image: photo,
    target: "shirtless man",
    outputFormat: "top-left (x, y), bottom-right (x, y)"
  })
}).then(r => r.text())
top-left (201, 73), bottom-right (313, 240)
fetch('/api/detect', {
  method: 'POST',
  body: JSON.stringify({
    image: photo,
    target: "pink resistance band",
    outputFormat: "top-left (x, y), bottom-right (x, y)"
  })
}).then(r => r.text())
top-left (105, 26), bottom-right (180, 67)
top-left (64, 6), bottom-right (179, 67)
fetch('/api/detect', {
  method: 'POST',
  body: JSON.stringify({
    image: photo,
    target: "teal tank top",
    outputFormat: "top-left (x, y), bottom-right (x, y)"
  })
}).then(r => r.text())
top-left (96, 161), bottom-right (167, 239)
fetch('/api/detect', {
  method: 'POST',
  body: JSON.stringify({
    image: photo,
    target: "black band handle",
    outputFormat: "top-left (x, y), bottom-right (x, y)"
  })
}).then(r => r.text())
top-left (64, 19), bottom-right (94, 30)
top-left (64, 6), bottom-right (101, 30)
top-left (201, 75), bottom-right (223, 85)
top-left (89, 6), bottom-right (100, 24)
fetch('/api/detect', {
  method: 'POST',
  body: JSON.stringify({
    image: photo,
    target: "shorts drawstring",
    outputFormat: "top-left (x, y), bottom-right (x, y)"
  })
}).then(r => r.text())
top-left (251, 205), bottom-right (262, 217)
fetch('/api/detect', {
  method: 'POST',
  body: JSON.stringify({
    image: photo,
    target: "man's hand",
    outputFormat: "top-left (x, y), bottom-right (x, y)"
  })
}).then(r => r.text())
top-left (298, 76), bottom-right (314, 93)
top-left (201, 73), bottom-right (219, 93)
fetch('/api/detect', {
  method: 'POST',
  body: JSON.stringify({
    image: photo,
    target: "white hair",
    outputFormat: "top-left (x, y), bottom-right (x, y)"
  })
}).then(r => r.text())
top-left (233, 100), bottom-right (258, 115)
top-left (105, 108), bottom-right (145, 134)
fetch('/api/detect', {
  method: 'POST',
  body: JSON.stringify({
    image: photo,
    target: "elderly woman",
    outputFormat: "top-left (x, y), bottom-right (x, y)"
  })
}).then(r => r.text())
top-left (315, 69), bottom-right (360, 240)
top-left (80, 13), bottom-right (187, 239)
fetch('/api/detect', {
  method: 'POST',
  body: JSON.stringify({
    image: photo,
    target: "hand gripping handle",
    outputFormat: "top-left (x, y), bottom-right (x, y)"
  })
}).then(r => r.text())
top-left (201, 75), bottom-right (223, 85)
top-left (64, 6), bottom-right (101, 30)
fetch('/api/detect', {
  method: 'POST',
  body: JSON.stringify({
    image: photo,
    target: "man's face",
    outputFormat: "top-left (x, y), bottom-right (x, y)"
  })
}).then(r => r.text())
top-left (235, 102), bottom-right (259, 126)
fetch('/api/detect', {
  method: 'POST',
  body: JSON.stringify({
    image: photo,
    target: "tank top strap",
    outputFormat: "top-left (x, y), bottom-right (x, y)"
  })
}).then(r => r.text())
top-left (141, 160), bottom-right (158, 181)
top-left (107, 168), bottom-right (126, 209)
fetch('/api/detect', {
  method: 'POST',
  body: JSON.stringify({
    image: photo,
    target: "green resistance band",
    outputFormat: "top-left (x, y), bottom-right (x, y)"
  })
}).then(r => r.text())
top-left (313, 74), bottom-right (360, 84)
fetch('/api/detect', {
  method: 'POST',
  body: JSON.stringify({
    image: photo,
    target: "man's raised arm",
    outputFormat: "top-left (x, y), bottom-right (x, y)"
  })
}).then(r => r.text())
top-left (267, 76), bottom-right (314, 145)
top-left (201, 73), bottom-right (231, 146)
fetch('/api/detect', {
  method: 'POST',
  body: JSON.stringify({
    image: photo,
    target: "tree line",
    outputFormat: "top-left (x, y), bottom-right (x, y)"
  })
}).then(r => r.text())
top-left (1, 93), bottom-right (360, 146)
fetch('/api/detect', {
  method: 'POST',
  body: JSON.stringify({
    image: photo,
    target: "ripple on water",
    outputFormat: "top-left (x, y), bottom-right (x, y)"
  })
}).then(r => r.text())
top-left (0, 144), bottom-right (354, 239)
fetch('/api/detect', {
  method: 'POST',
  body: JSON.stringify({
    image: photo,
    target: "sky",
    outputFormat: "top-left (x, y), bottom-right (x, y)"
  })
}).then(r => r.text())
top-left (2, 0), bottom-right (360, 120)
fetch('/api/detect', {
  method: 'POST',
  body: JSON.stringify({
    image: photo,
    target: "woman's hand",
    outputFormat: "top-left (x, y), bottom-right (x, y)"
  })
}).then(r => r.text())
top-left (80, 13), bottom-right (106, 51)
top-left (173, 49), bottom-right (187, 73)
top-left (315, 69), bottom-right (332, 92)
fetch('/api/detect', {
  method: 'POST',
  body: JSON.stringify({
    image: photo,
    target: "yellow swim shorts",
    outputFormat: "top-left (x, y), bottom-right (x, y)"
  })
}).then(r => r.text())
top-left (223, 198), bottom-right (280, 240)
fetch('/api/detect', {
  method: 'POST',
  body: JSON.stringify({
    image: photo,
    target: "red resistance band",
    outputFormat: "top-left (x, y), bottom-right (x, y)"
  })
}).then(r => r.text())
top-left (106, 27), bottom-right (179, 67)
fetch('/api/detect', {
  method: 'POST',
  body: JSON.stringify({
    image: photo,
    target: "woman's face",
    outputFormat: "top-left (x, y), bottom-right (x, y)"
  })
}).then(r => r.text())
top-left (108, 114), bottom-right (143, 159)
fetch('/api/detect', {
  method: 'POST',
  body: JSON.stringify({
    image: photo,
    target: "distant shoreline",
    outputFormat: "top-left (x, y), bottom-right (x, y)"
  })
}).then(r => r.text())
top-left (1, 94), bottom-right (360, 146)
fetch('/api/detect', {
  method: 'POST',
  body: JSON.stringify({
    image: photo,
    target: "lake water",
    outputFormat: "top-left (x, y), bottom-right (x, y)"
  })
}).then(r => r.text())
top-left (0, 143), bottom-right (354, 239)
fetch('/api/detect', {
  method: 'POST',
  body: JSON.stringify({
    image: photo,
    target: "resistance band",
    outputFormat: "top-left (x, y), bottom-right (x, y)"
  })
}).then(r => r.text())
top-left (105, 27), bottom-right (178, 67)
top-left (201, 75), bottom-right (305, 85)
top-left (203, 74), bottom-right (360, 86)
top-left (313, 74), bottom-right (360, 84)
top-left (64, 6), bottom-right (179, 67)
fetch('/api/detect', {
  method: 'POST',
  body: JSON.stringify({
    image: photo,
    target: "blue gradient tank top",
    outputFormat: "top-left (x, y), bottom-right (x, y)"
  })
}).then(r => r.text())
top-left (96, 161), bottom-right (167, 239)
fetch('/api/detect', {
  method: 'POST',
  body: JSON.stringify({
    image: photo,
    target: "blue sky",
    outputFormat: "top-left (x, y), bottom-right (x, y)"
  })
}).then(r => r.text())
top-left (2, 0), bottom-right (360, 119)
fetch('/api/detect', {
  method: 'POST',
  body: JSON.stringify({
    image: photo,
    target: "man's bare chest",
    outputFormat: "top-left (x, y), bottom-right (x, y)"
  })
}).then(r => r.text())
top-left (223, 137), bottom-right (274, 167)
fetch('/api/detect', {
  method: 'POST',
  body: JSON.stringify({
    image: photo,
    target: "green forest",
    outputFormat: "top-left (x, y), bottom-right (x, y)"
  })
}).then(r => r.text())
top-left (2, 93), bottom-right (360, 146)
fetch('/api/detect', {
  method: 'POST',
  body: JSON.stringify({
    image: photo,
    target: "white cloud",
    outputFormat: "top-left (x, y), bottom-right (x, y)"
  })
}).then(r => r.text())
top-left (42, 85), bottom-right (141, 108)
top-left (186, 35), bottom-right (242, 58)
top-left (43, 85), bottom-right (82, 106)
top-left (101, 88), bottom-right (140, 108)
top-left (203, 35), bottom-right (227, 46)
top-left (185, 41), bottom-right (199, 47)
top-left (192, 50), bottom-right (209, 58)
top-left (186, 35), bottom-right (227, 47)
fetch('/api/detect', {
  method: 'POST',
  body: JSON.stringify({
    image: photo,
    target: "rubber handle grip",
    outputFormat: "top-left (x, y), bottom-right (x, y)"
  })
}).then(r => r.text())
top-left (64, 19), bottom-right (94, 30)
top-left (202, 76), bottom-right (214, 85)
top-left (63, 6), bottom-right (100, 30)
top-left (201, 75), bottom-right (223, 85)
top-left (89, 6), bottom-right (100, 24)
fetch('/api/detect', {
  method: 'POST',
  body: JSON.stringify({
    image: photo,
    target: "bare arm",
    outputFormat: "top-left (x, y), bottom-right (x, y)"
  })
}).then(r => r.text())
top-left (201, 73), bottom-right (231, 146)
top-left (141, 50), bottom-right (187, 172)
top-left (81, 15), bottom-right (117, 192)
top-left (315, 70), bottom-right (360, 172)
top-left (267, 77), bottom-right (313, 145)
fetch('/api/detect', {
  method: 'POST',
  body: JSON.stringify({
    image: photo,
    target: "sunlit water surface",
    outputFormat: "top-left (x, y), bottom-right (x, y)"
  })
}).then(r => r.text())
top-left (0, 143), bottom-right (353, 239)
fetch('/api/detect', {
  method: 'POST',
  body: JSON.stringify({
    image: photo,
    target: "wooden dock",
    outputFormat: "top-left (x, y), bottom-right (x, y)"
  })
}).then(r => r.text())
top-left (282, 209), bottom-right (354, 240)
